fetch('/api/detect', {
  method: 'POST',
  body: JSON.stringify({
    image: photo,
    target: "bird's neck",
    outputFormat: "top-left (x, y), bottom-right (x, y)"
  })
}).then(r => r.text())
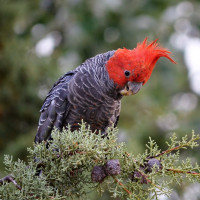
top-left (102, 68), bottom-right (123, 100)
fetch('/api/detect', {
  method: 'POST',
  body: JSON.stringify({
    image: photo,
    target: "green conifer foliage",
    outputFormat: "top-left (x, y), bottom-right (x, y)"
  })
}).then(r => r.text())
top-left (0, 123), bottom-right (199, 199)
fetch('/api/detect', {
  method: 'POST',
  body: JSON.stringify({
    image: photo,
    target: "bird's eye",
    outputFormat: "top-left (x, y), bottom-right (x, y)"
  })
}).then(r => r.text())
top-left (124, 70), bottom-right (130, 77)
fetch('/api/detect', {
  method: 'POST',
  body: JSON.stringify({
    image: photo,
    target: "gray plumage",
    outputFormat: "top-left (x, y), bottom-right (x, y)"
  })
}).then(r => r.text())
top-left (35, 50), bottom-right (122, 143)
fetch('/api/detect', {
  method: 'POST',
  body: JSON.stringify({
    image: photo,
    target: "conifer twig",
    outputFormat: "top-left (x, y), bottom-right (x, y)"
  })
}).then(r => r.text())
top-left (166, 168), bottom-right (200, 176)
top-left (148, 135), bottom-right (200, 159)
top-left (112, 176), bottom-right (132, 195)
top-left (148, 145), bottom-right (185, 159)
top-left (0, 174), bottom-right (21, 190)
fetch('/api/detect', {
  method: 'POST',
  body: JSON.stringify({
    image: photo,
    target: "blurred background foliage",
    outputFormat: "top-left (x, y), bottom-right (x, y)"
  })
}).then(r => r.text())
top-left (1, 0), bottom-right (200, 199)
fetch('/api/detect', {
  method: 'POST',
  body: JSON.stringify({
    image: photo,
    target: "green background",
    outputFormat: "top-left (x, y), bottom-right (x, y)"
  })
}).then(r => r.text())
top-left (1, 0), bottom-right (200, 199)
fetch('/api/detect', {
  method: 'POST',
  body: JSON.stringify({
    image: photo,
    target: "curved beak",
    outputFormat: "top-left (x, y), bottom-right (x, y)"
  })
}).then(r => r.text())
top-left (120, 81), bottom-right (143, 96)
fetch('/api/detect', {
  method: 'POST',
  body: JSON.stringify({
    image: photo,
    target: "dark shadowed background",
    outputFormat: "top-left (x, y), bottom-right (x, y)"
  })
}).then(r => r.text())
top-left (1, 0), bottom-right (200, 199)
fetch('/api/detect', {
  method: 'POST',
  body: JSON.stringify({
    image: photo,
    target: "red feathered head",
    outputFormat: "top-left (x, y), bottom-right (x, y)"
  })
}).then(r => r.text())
top-left (106, 38), bottom-right (176, 89)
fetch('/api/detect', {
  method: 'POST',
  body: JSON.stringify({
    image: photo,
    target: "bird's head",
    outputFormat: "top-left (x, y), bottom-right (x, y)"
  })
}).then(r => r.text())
top-left (106, 38), bottom-right (176, 96)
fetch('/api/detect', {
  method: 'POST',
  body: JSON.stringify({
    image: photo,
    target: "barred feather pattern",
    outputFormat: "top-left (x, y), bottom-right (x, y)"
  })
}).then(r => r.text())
top-left (35, 50), bottom-right (122, 143)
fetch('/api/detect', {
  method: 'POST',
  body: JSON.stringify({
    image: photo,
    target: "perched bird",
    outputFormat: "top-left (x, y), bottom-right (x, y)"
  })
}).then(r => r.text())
top-left (35, 38), bottom-right (175, 143)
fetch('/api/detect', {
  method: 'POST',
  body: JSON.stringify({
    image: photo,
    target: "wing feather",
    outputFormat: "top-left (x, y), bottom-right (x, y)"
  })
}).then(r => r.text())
top-left (34, 71), bottom-right (75, 143)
